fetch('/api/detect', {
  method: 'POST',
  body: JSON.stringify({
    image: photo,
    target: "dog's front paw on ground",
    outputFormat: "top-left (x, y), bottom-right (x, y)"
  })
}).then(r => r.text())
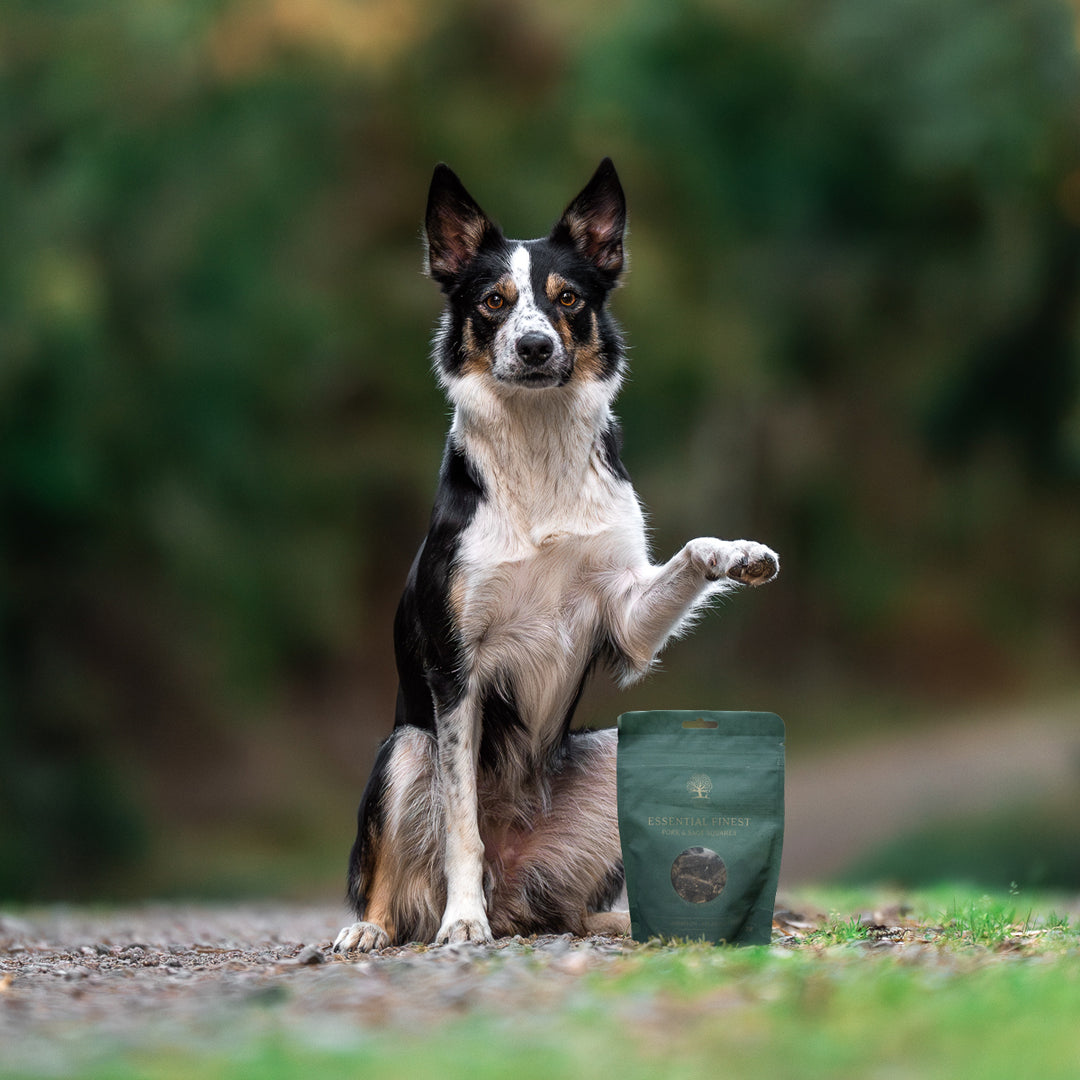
top-left (332, 921), bottom-right (389, 954)
top-left (725, 541), bottom-right (780, 587)
top-left (435, 914), bottom-right (493, 946)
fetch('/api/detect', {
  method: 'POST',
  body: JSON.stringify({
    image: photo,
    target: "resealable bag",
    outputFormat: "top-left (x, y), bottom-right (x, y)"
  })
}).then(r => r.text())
top-left (617, 710), bottom-right (785, 945)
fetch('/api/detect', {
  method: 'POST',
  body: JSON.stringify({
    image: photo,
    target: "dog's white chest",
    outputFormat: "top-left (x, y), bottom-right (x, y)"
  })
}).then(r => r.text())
top-left (453, 478), bottom-right (644, 737)
top-left (444, 378), bottom-right (651, 742)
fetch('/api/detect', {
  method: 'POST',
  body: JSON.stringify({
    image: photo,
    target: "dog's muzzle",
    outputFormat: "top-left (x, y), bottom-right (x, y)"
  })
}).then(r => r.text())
top-left (508, 332), bottom-right (568, 386)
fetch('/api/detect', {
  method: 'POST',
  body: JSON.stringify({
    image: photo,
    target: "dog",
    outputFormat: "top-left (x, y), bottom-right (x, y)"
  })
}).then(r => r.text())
top-left (332, 159), bottom-right (779, 952)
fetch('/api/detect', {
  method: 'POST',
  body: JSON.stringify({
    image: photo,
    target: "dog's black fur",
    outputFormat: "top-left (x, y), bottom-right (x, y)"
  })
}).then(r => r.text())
top-left (333, 160), bottom-right (779, 952)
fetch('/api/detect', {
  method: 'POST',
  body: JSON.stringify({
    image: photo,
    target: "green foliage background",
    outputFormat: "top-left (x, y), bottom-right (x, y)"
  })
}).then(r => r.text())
top-left (2, 0), bottom-right (1079, 900)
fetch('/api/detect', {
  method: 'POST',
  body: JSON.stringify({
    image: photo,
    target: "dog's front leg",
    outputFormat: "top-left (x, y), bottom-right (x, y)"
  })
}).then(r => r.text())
top-left (435, 691), bottom-right (493, 946)
top-left (614, 538), bottom-right (779, 673)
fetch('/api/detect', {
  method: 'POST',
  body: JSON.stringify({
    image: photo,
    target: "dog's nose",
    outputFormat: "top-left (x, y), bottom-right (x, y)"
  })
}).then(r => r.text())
top-left (516, 333), bottom-right (555, 367)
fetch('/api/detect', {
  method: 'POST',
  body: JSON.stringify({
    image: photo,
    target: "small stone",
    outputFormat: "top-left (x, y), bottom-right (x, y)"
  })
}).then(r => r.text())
top-left (443, 941), bottom-right (482, 958)
top-left (294, 945), bottom-right (325, 966)
top-left (554, 952), bottom-right (590, 975)
top-left (537, 935), bottom-right (573, 956)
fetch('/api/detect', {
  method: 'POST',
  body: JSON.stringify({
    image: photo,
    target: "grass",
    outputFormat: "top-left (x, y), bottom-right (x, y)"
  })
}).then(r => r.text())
top-left (3, 885), bottom-right (1078, 1080)
top-left (68, 956), bottom-right (1080, 1080)
top-left (805, 892), bottom-right (1023, 946)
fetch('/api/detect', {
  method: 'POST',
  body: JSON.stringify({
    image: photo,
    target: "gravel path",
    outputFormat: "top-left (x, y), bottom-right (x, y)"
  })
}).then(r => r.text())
top-left (3, 896), bottom-right (1076, 1074)
top-left (0, 903), bottom-right (635, 1071)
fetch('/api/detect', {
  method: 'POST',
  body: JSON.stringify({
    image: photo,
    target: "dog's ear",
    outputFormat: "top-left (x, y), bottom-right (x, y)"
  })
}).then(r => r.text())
top-left (425, 165), bottom-right (498, 286)
top-left (552, 158), bottom-right (626, 280)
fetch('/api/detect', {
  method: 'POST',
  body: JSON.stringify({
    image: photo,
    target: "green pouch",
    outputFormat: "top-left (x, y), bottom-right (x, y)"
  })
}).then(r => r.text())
top-left (616, 710), bottom-right (785, 945)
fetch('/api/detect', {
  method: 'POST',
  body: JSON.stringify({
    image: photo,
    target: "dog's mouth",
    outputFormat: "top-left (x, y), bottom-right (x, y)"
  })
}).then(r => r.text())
top-left (516, 371), bottom-right (565, 388)
top-left (494, 367), bottom-right (570, 389)
top-left (491, 344), bottom-right (572, 388)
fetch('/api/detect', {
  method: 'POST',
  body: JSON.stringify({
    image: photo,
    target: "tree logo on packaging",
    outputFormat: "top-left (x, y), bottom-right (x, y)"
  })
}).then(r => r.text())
top-left (687, 773), bottom-right (713, 799)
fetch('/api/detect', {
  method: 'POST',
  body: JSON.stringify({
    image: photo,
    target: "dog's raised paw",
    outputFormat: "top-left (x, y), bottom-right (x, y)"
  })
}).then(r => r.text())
top-left (332, 921), bottom-right (389, 954)
top-left (688, 538), bottom-right (780, 585)
top-left (726, 543), bottom-right (780, 587)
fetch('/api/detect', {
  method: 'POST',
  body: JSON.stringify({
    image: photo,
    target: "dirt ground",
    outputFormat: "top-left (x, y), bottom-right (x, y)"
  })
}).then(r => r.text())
top-left (4, 896), bottom-right (1078, 1073)
top-left (0, 903), bottom-right (639, 1070)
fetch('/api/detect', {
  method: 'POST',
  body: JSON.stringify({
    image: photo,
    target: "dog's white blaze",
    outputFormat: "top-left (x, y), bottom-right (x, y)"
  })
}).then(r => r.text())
top-left (506, 244), bottom-right (547, 335)
top-left (490, 244), bottom-right (564, 380)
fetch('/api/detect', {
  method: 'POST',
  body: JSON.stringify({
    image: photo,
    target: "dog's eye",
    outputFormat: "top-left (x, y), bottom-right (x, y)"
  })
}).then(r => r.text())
top-left (558, 291), bottom-right (578, 307)
top-left (483, 293), bottom-right (505, 311)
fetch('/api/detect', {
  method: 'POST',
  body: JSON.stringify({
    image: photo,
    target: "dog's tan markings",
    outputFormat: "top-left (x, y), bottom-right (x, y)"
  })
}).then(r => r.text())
top-left (545, 272), bottom-right (603, 380)
top-left (556, 315), bottom-right (576, 354)
top-left (545, 273), bottom-right (570, 304)
top-left (463, 274), bottom-right (519, 376)
top-left (460, 322), bottom-right (490, 377)
top-left (361, 854), bottom-right (397, 944)
top-left (568, 311), bottom-right (605, 382)
top-left (497, 274), bottom-right (519, 306)
top-left (333, 832), bottom-right (395, 952)
top-left (449, 570), bottom-right (469, 623)
top-left (480, 274), bottom-right (519, 313)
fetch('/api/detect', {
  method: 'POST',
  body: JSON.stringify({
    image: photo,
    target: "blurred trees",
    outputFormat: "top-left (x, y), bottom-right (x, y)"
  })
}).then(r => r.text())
top-left (2, 0), bottom-right (1078, 898)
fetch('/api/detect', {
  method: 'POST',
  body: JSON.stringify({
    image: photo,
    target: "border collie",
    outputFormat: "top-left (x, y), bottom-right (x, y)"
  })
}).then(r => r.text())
top-left (333, 159), bottom-right (779, 952)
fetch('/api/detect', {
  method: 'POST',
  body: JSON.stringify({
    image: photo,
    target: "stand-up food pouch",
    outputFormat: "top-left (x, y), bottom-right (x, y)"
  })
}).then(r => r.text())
top-left (617, 711), bottom-right (785, 945)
